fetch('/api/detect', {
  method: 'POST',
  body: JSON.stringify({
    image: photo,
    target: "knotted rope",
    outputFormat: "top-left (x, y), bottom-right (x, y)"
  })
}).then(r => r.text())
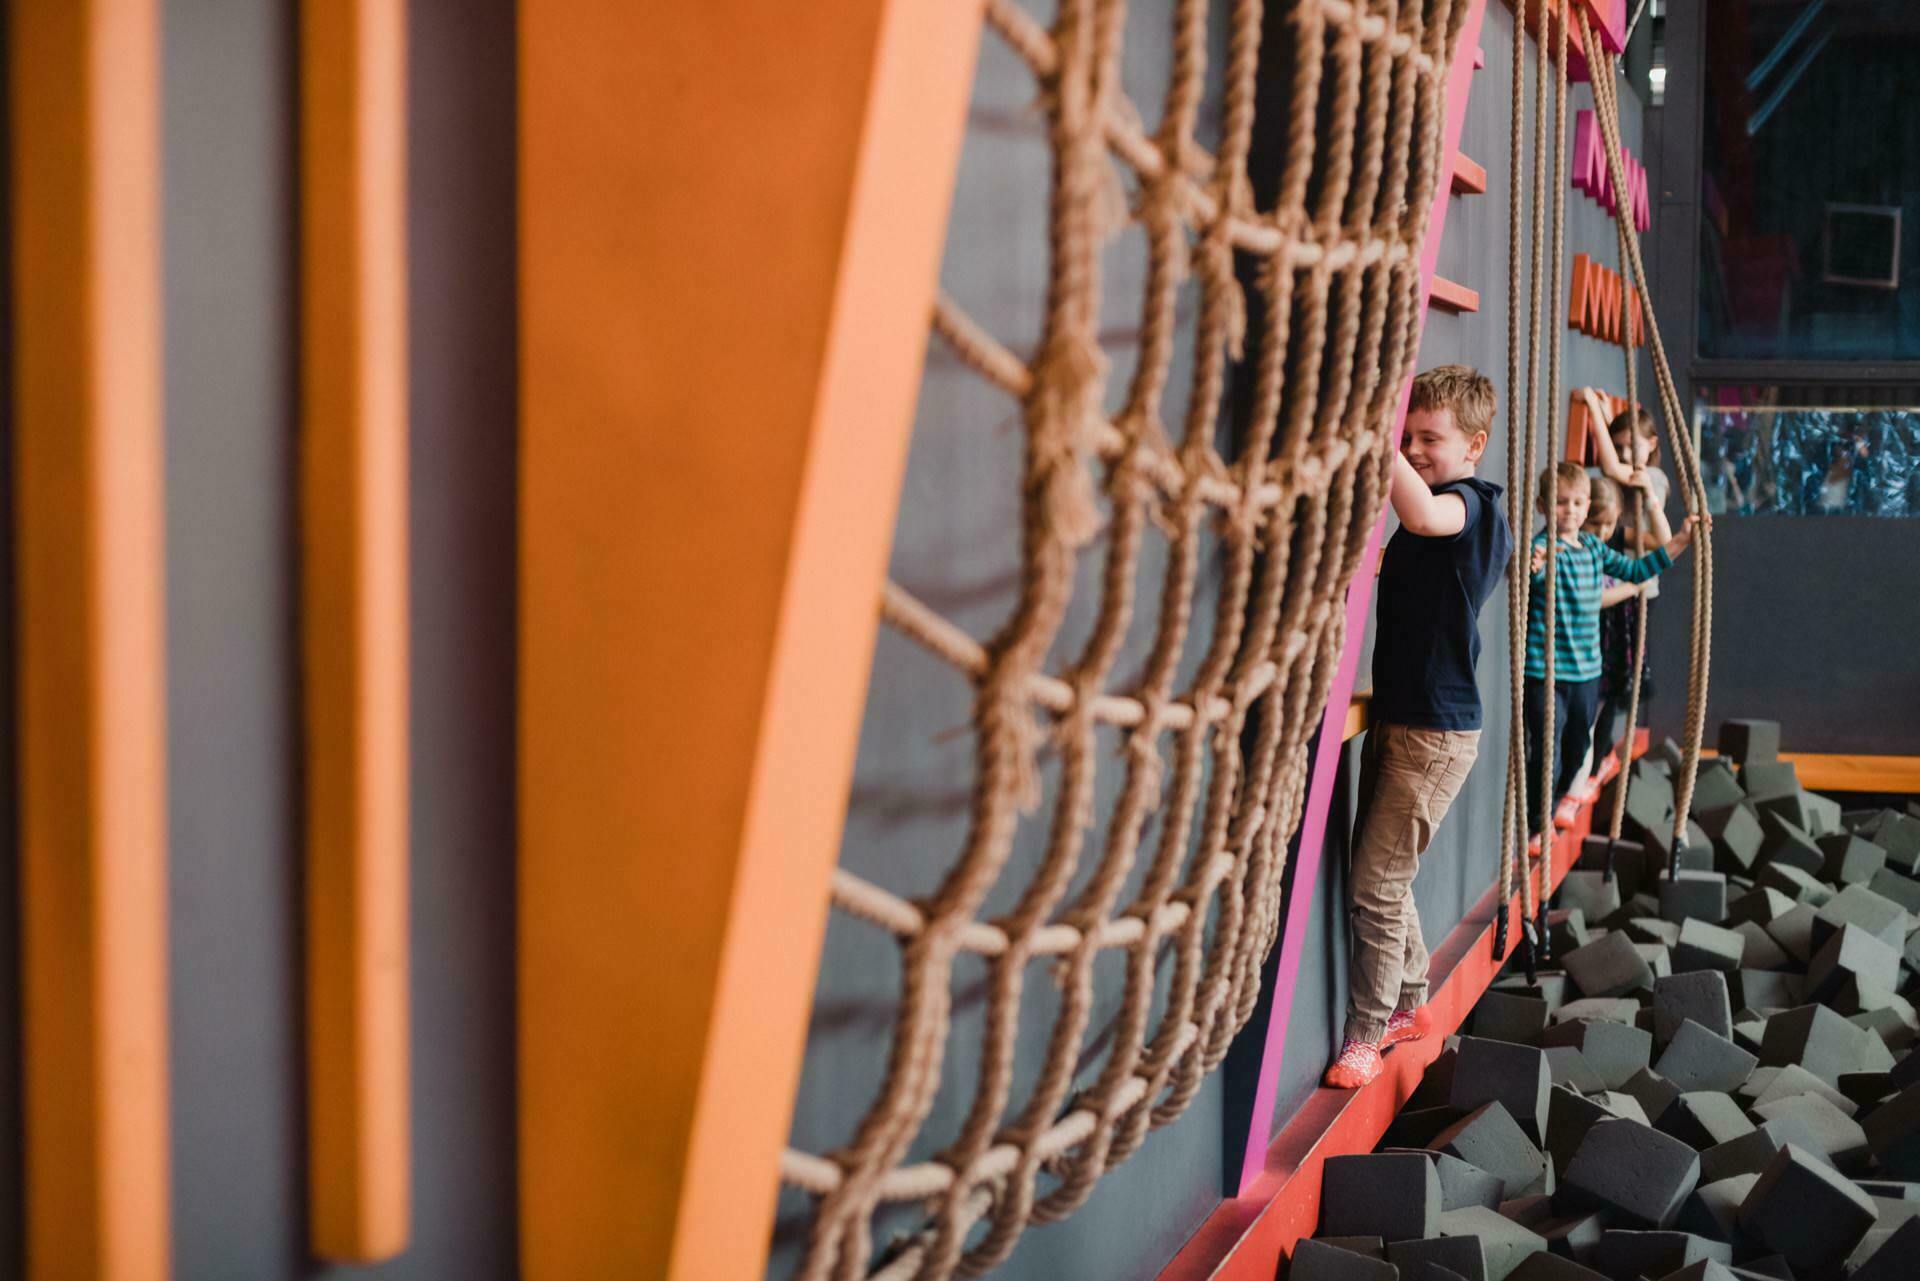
top-left (784, 2), bottom-right (1475, 1277)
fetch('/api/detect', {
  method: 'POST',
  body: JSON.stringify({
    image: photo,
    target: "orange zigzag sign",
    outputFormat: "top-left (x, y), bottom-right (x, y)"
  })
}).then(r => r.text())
top-left (1569, 252), bottom-right (1645, 348)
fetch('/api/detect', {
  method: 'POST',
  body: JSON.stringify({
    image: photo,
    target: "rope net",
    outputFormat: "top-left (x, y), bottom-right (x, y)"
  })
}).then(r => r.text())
top-left (781, 0), bottom-right (1471, 1277)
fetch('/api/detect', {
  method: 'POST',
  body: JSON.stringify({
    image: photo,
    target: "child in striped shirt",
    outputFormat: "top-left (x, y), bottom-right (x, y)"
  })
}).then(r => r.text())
top-left (1525, 461), bottom-right (1696, 837)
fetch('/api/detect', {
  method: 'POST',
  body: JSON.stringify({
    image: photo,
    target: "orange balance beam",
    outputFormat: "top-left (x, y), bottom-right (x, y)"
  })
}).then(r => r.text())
top-left (11, 2), bottom-right (171, 1277)
top-left (300, 0), bottom-right (412, 1262)
top-left (517, 1), bottom-right (982, 1277)
top-left (1162, 737), bottom-right (1644, 1281)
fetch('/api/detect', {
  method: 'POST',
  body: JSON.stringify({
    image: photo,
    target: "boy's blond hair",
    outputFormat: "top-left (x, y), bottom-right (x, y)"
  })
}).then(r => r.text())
top-left (1409, 364), bottom-right (1496, 439)
top-left (1536, 460), bottom-right (1590, 508)
top-left (1587, 474), bottom-right (1621, 519)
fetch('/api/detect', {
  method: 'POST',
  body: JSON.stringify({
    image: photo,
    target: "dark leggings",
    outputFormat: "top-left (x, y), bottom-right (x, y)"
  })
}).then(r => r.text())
top-left (1524, 677), bottom-right (1601, 835)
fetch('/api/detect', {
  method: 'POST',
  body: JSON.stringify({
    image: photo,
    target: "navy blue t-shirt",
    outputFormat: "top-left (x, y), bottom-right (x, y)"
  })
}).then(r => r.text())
top-left (1369, 475), bottom-right (1512, 731)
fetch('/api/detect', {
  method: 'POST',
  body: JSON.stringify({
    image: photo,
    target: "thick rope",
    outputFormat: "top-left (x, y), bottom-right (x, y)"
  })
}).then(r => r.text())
top-left (1495, 0), bottom-right (1529, 961)
top-left (1533, 0), bottom-right (1569, 960)
top-left (1577, 11), bottom-right (1714, 870)
top-left (786, 3), bottom-right (1474, 1276)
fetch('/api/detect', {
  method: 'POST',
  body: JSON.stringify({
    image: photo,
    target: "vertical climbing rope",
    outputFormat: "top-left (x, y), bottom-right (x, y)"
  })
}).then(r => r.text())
top-left (1534, 0), bottom-right (1569, 961)
top-left (1576, 9), bottom-right (1714, 871)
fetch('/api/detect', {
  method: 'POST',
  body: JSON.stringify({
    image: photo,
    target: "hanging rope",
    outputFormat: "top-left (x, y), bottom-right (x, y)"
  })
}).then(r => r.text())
top-left (1533, 0), bottom-right (1569, 962)
top-left (1576, 9), bottom-right (1714, 874)
top-left (1496, 0), bottom-right (1535, 962)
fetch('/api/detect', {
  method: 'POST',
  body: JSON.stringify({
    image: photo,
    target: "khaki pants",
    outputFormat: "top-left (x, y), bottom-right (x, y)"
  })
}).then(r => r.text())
top-left (1344, 723), bottom-right (1480, 1044)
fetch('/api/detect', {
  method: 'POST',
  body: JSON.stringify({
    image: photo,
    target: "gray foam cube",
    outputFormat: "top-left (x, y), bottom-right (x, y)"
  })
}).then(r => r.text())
top-left (1563, 932), bottom-right (1655, 1000)
top-left (1558, 1118), bottom-right (1701, 1229)
top-left (1472, 991), bottom-right (1552, 1046)
top-left (1452, 1038), bottom-right (1553, 1141)
top-left (1737, 1143), bottom-right (1877, 1273)
top-left (1320, 1152), bottom-right (1443, 1241)
top-left (1431, 1102), bottom-right (1550, 1201)
top-left (1717, 720), bottom-right (1780, 769)
top-left (1291, 1238), bottom-right (1398, 1281)
top-left (1760, 1004), bottom-right (1880, 1087)
top-left (1655, 1020), bottom-right (1758, 1093)
top-left (1689, 760), bottom-right (1746, 815)
top-left (1657, 1092), bottom-right (1757, 1150)
top-left (1696, 805), bottom-right (1764, 876)
top-left (1436, 1205), bottom-right (1546, 1281)
top-left (1819, 832), bottom-right (1888, 886)
top-left (1739, 760), bottom-right (1800, 802)
top-left (1539, 1020), bottom-right (1652, 1090)
top-left (1755, 811), bottom-right (1825, 874)
top-left (1673, 919), bottom-right (1745, 974)
top-left (1660, 872), bottom-right (1729, 926)
top-left (1806, 923), bottom-right (1902, 1004)
top-left (1751, 1093), bottom-right (1870, 1169)
top-left (1864, 1081), bottom-right (1920, 1179)
top-left (1812, 884), bottom-right (1910, 952)
top-left (1655, 972), bottom-right (1733, 1043)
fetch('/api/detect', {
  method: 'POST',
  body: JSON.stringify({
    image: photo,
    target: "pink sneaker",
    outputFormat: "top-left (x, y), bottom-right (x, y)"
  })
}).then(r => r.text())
top-left (1380, 1005), bottom-right (1433, 1050)
top-left (1323, 1038), bottom-right (1383, 1089)
top-left (1553, 795), bottom-right (1581, 830)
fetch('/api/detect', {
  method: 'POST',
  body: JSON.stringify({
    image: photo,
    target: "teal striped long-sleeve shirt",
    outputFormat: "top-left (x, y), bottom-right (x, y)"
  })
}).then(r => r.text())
top-left (1525, 531), bottom-right (1670, 682)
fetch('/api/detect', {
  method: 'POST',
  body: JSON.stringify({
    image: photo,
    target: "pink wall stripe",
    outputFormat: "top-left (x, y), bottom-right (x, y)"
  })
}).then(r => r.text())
top-left (1236, 0), bottom-right (1489, 1194)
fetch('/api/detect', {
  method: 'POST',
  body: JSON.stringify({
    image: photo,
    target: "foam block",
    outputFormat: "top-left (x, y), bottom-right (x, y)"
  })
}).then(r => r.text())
top-left (1656, 1092), bottom-right (1756, 1150)
top-left (1717, 721), bottom-right (1779, 769)
top-left (1761, 903), bottom-right (1817, 964)
top-left (1625, 917), bottom-right (1682, 947)
top-left (1802, 791), bottom-right (1843, 838)
top-left (1655, 1020), bottom-right (1757, 1093)
top-left (1841, 1072), bottom-right (1895, 1107)
top-left (1535, 1211), bottom-right (1607, 1262)
top-left (1311, 1236), bottom-right (1387, 1258)
top-left (1676, 1174), bottom-right (1757, 1244)
top-left (1544, 1047), bottom-right (1605, 1094)
top-left (1473, 991), bottom-right (1552, 1045)
top-left (1848, 1218), bottom-right (1920, 1281)
top-left (1732, 969), bottom-right (1802, 1014)
top-left (1660, 872), bottom-right (1729, 927)
top-left (1504, 1254), bottom-right (1607, 1281)
top-left (1658, 1263), bottom-right (1739, 1281)
top-left (1674, 845), bottom-right (1715, 874)
top-left (1546, 1086), bottom-right (1615, 1177)
top-left (1621, 1067), bottom-right (1682, 1123)
top-left (1754, 810), bottom-right (1824, 873)
top-left (1437, 1205), bottom-right (1546, 1281)
top-left (1540, 1020), bottom-right (1652, 1090)
top-left (1386, 1106), bottom-right (1462, 1149)
top-left (1737, 1143), bottom-right (1877, 1272)
top-left (1695, 805), bottom-right (1764, 876)
top-left (1320, 1152), bottom-right (1443, 1241)
top-left (1553, 998), bottom-right (1642, 1026)
top-left (1429, 1150), bottom-right (1510, 1212)
top-left (1431, 1103), bottom-right (1550, 1200)
top-left (1760, 1004), bottom-right (1881, 1087)
top-left (1807, 923), bottom-right (1902, 1004)
top-left (1721, 924), bottom-right (1784, 976)
top-left (1867, 867), bottom-right (1920, 914)
top-left (1723, 888), bottom-right (1795, 930)
top-left (1673, 920), bottom-right (1745, 974)
top-left (1864, 1081), bottom-right (1920, 1179)
top-left (1564, 932), bottom-right (1655, 1000)
top-left (1753, 1062), bottom-right (1857, 1116)
top-left (1819, 832), bottom-right (1888, 886)
top-left (1559, 1118), bottom-right (1701, 1229)
top-left (1635, 943), bottom-right (1674, 980)
top-left (1548, 910), bottom-right (1592, 956)
top-left (1389, 1234), bottom-right (1486, 1281)
top-left (1655, 973), bottom-right (1733, 1043)
top-left (1689, 760), bottom-right (1746, 814)
top-left (1812, 884), bottom-right (1910, 952)
top-left (1698, 1111), bottom-right (1830, 1184)
top-left (1757, 866), bottom-right (1823, 913)
top-left (1751, 1093), bottom-right (1870, 1169)
top-left (1558, 872), bottom-right (1621, 927)
top-left (1291, 1238), bottom-right (1398, 1281)
top-left (1738, 760), bottom-right (1799, 802)
top-left (1754, 792), bottom-right (1821, 838)
top-left (1593, 1229), bottom-right (1733, 1280)
top-left (1453, 1039), bottom-right (1553, 1141)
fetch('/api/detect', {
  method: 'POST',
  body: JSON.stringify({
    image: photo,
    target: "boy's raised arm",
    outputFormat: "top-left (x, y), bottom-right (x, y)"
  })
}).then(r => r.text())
top-left (1389, 451), bottom-right (1468, 537)
top-left (1584, 389), bottom-right (1635, 484)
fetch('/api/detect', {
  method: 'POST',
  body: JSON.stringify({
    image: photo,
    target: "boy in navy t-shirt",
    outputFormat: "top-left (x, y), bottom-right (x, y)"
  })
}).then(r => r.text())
top-left (1326, 366), bottom-right (1512, 1089)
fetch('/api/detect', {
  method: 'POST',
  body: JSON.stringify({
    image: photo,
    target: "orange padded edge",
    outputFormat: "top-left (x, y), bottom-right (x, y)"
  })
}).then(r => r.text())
top-left (1430, 274), bottom-right (1481, 313)
top-left (517, 1), bottom-right (983, 1277)
top-left (10, 2), bottom-right (171, 1276)
top-left (1451, 152), bottom-right (1488, 195)
top-left (1702, 751), bottom-right (1920, 796)
top-left (300, 0), bottom-right (412, 1262)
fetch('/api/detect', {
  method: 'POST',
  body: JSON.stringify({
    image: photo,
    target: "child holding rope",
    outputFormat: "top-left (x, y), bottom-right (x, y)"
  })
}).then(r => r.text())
top-left (1525, 462), bottom-right (1695, 841)
top-left (1325, 367), bottom-right (1511, 1090)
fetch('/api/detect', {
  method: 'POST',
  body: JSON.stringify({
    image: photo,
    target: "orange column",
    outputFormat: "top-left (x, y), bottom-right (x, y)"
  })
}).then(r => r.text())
top-left (301, 0), bottom-right (411, 1262)
top-left (9, 2), bottom-right (170, 1278)
top-left (518, 1), bottom-right (981, 1277)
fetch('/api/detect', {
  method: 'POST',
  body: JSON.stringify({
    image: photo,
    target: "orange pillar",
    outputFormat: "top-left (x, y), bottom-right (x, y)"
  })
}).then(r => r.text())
top-left (9, 2), bottom-right (170, 1277)
top-left (518, 1), bottom-right (981, 1277)
top-left (300, 0), bottom-right (412, 1262)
